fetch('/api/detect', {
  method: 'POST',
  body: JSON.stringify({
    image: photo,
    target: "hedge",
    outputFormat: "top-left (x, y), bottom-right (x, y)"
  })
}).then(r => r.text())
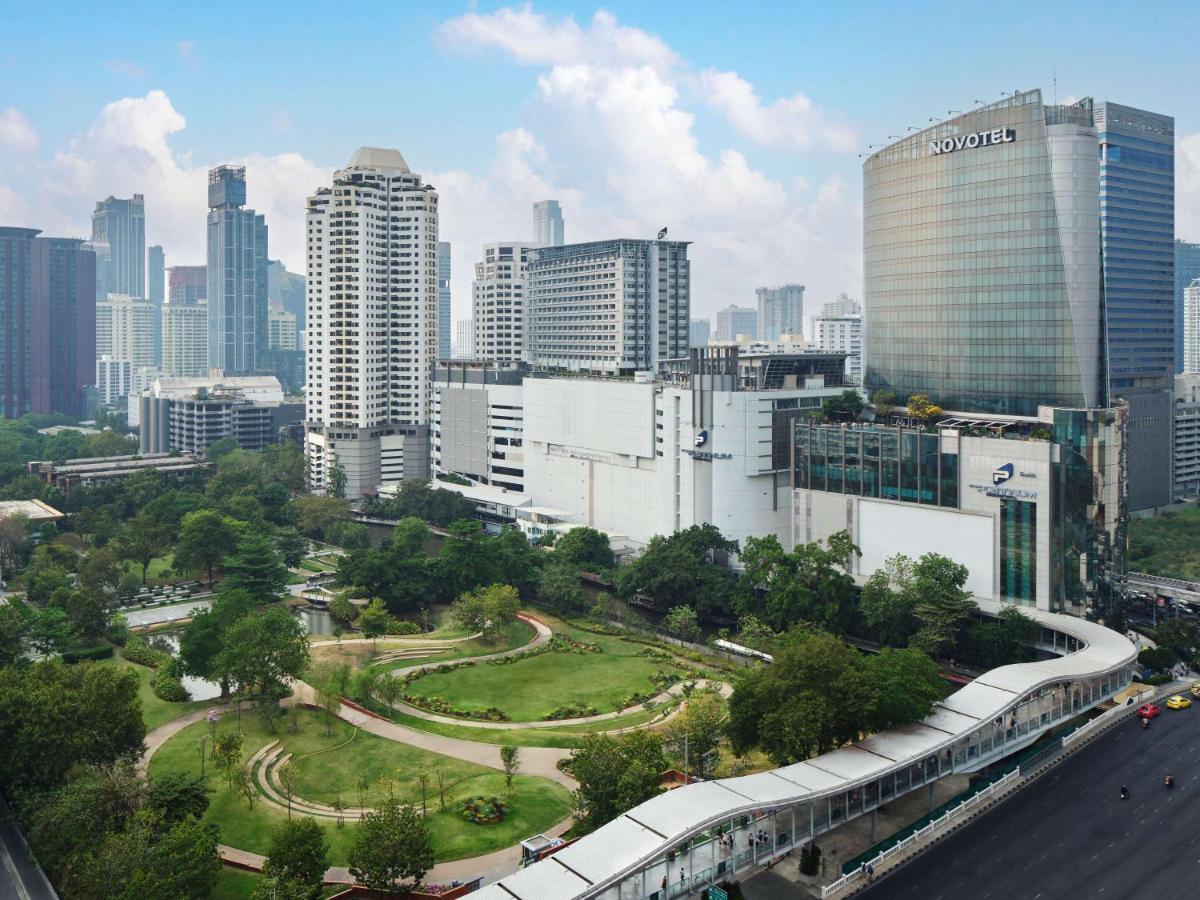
top-left (61, 645), bottom-right (115, 664)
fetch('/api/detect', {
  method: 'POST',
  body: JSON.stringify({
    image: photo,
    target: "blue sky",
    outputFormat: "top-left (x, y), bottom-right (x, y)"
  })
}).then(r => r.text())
top-left (1, 1), bottom-right (1198, 318)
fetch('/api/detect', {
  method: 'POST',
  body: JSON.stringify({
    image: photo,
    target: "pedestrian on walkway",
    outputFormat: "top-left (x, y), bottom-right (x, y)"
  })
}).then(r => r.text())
top-left (866, 863), bottom-right (875, 882)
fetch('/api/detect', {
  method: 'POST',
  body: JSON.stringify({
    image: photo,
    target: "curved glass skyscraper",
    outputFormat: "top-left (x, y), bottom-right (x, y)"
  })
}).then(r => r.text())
top-left (863, 90), bottom-right (1104, 415)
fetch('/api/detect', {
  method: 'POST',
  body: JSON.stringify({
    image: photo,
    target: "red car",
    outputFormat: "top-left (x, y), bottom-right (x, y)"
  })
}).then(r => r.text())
top-left (1138, 703), bottom-right (1162, 719)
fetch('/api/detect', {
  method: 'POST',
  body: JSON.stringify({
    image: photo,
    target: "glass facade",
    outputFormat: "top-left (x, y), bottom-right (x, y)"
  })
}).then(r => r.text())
top-left (793, 421), bottom-right (958, 507)
top-left (863, 91), bottom-right (1102, 415)
top-left (1175, 240), bottom-right (1200, 374)
top-left (1000, 498), bottom-right (1036, 602)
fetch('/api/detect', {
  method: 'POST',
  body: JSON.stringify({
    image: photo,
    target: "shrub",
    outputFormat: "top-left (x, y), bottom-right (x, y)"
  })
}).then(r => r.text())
top-left (121, 635), bottom-right (170, 669)
top-left (61, 644), bottom-right (115, 664)
top-left (457, 796), bottom-right (508, 825)
top-left (544, 704), bottom-right (599, 721)
top-left (152, 667), bottom-right (192, 702)
top-left (799, 841), bottom-right (821, 876)
top-left (392, 620), bottom-right (421, 635)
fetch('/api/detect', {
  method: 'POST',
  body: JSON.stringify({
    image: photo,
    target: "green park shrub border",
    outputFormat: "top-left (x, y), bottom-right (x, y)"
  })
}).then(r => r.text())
top-left (61, 644), bottom-right (115, 664)
top-left (120, 635), bottom-right (170, 669)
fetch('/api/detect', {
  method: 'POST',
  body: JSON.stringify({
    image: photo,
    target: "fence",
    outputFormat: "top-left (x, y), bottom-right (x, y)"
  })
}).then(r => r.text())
top-left (1061, 687), bottom-right (1153, 750)
top-left (821, 769), bottom-right (1021, 898)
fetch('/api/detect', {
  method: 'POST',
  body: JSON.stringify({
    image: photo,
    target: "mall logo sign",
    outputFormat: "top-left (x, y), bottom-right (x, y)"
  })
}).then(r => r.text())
top-left (929, 127), bottom-right (1015, 156)
top-left (992, 463), bottom-right (1014, 485)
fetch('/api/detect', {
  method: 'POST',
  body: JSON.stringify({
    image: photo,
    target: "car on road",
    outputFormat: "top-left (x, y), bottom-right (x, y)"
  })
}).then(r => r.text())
top-left (1190, 682), bottom-right (1200, 698)
top-left (1138, 703), bottom-right (1162, 718)
top-left (1166, 695), bottom-right (1192, 710)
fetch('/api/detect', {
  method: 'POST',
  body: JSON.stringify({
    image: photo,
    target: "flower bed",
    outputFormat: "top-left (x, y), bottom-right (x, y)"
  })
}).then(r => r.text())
top-left (544, 703), bottom-right (599, 721)
top-left (401, 693), bottom-right (510, 721)
top-left (458, 796), bottom-right (508, 825)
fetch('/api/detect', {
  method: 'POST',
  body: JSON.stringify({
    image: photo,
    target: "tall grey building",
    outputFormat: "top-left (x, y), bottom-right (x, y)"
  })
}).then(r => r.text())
top-left (438, 242), bottom-right (452, 361)
top-left (206, 166), bottom-right (268, 375)
top-left (689, 319), bottom-right (711, 348)
top-left (715, 305), bottom-right (757, 342)
top-left (473, 242), bottom-right (533, 363)
top-left (1097, 101), bottom-right (1174, 511)
top-left (532, 200), bottom-right (564, 247)
top-left (757, 284), bottom-right (805, 340)
top-left (527, 239), bottom-right (690, 374)
top-left (267, 260), bottom-right (304, 329)
top-left (1175, 240), bottom-right (1200, 374)
top-left (147, 245), bottom-right (164, 304)
top-left (91, 194), bottom-right (144, 298)
top-left (864, 92), bottom-right (1104, 414)
top-left (304, 148), bottom-right (439, 498)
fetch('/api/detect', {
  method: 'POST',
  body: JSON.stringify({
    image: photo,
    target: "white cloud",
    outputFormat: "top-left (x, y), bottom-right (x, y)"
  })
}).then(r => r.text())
top-left (1178, 133), bottom-right (1200, 243)
top-left (0, 107), bottom-right (39, 153)
top-left (699, 69), bottom-right (856, 152)
top-left (436, 6), bottom-right (861, 317)
top-left (5, 90), bottom-right (325, 273)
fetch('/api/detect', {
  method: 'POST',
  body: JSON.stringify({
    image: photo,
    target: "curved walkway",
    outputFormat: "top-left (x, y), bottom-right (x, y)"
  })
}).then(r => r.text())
top-left (379, 613), bottom-right (553, 682)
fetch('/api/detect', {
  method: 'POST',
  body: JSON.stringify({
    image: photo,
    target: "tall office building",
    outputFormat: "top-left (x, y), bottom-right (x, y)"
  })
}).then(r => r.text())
top-left (91, 194), bottom-right (144, 298)
top-left (527, 239), bottom-right (690, 374)
top-left (1175, 240), bottom-right (1200, 374)
top-left (207, 166), bottom-right (268, 375)
top-left (532, 200), bottom-right (564, 247)
top-left (268, 309), bottom-right (297, 351)
top-left (1097, 101), bottom-right (1175, 511)
top-left (82, 239), bottom-right (112, 302)
top-left (438, 242), bottom-right (452, 361)
top-left (1185, 279), bottom-right (1200, 374)
top-left (689, 319), bottom-right (711, 348)
top-left (304, 148), bottom-right (439, 497)
top-left (455, 319), bottom-right (476, 360)
top-left (473, 242), bottom-right (533, 363)
top-left (96, 294), bottom-right (158, 369)
top-left (162, 299), bottom-right (208, 377)
top-left (169, 265), bottom-right (207, 303)
top-left (865, 92), bottom-right (1104, 414)
top-left (715, 305), bottom-right (758, 342)
top-left (147, 245), bottom-right (164, 304)
top-left (757, 284), bottom-right (806, 340)
top-left (1, 228), bottom-right (96, 418)
top-left (812, 314), bottom-right (863, 383)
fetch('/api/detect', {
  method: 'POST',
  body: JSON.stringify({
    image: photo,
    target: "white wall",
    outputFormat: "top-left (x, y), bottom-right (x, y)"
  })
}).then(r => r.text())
top-left (857, 500), bottom-right (994, 596)
top-left (523, 378), bottom-right (656, 459)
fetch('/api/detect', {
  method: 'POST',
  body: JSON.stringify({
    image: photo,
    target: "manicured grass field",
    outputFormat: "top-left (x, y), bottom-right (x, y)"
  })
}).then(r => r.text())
top-left (120, 552), bottom-right (177, 584)
top-left (147, 708), bottom-right (572, 864)
top-left (402, 632), bottom-right (673, 721)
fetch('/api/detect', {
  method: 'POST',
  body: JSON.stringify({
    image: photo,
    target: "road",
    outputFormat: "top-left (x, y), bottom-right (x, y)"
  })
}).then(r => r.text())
top-left (860, 701), bottom-right (1200, 900)
top-left (122, 598), bottom-right (211, 628)
top-left (0, 801), bottom-right (57, 900)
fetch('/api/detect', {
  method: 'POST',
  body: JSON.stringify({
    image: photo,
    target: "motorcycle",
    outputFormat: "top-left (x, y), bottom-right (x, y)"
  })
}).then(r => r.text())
top-left (1165, 774), bottom-right (1175, 789)
top-left (1120, 786), bottom-right (1130, 800)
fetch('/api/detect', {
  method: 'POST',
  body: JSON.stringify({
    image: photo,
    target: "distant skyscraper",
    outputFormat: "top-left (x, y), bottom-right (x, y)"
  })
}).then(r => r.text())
top-left (812, 314), bottom-right (863, 383)
top-left (532, 200), bottom-right (565, 247)
top-left (455, 319), bottom-right (476, 360)
top-left (169, 265), bottom-right (207, 304)
top-left (91, 194), bottom-right (145, 298)
top-left (148, 245), bottom-right (164, 304)
top-left (1, 227), bottom-right (96, 418)
top-left (820, 293), bottom-right (862, 318)
top-left (1097, 101), bottom-right (1175, 511)
top-left (82, 239), bottom-right (112, 301)
top-left (268, 309), bottom-right (298, 352)
top-left (438, 242), bottom-right (452, 361)
top-left (96, 294), bottom-right (157, 369)
top-left (1176, 241), bottom-right (1200, 374)
top-left (305, 148), bottom-right (439, 497)
top-left (1185, 280), bottom-right (1200, 375)
top-left (757, 284), bottom-right (805, 340)
top-left (473, 242), bottom-right (533, 363)
top-left (207, 166), bottom-right (268, 375)
top-left (267, 260), bottom-right (305, 330)
top-left (715, 305), bottom-right (758, 342)
top-left (689, 319), bottom-right (711, 348)
top-left (162, 299), bottom-right (208, 377)
top-left (527, 239), bottom-right (690, 374)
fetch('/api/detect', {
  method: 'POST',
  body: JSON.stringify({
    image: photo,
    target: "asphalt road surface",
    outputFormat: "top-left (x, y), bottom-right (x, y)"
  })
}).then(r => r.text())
top-left (860, 702), bottom-right (1200, 900)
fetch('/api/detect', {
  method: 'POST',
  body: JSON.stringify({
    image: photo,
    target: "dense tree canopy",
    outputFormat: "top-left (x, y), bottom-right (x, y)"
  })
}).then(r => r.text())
top-left (910, 554), bottom-right (976, 657)
top-left (552, 526), bottom-right (614, 573)
top-left (616, 524), bottom-right (739, 618)
top-left (570, 731), bottom-right (667, 833)
top-left (347, 798), bottom-right (434, 891)
top-left (738, 532), bottom-right (858, 632)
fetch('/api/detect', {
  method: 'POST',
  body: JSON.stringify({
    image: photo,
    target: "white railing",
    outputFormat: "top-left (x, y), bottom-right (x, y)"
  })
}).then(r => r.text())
top-left (1061, 688), bottom-right (1154, 750)
top-left (820, 769), bottom-right (1021, 899)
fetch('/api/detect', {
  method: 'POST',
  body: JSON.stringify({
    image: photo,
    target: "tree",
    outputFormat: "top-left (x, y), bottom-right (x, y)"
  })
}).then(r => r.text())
top-left (179, 589), bottom-right (256, 697)
top-left (910, 553), bottom-right (976, 657)
top-left (500, 744), bottom-right (520, 795)
top-left (0, 512), bottom-right (30, 579)
top-left (294, 495), bottom-right (350, 542)
top-left (0, 603), bottom-right (28, 667)
top-left (212, 731), bottom-right (246, 793)
top-left (328, 595), bottom-right (358, 628)
top-left (859, 554), bottom-right (920, 647)
top-left (537, 560), bottom-right (585, 612)
top-left (204, 436), bottom-right (240, 462)
top-left (906, 394), bottom-right (944, 425)
top-left (822, 389), bottom-right (864, 421)
top-left (738, 532), bottom-right (859, 633)
top-left (223, 531), bottom-right (289, 601)
top-left (665, 691), bottom-right (726, 779)
top-left (275, 528), bottom-right (308, 569)
top-left (553, 526), bottom-right (614, 572)
top-left (616, 524), bottom-right (739, 618)
top-left (357, 599), bottom-right (394, 644)
top-left (434, 519), bottom-right (495, 601)
top-left (864, 648), bottom-right (944, 731)
top-left (216, 606), bottom-right (310, 701)
top-left (113, 511), bottom-right (171, 583)
top-left (174, 510), bottom-right (240, 586)
top-left (327, 455), bottom-right (348, 499)
top-left (570, 731), bottom-right (666, 833)
top-left (28, 606), bottom-right (75, 656)
top-left (663, 605), bottom-right (702, 643)
top-left (347, 797), bottom-right (434, 892)
top-left (871, 390), bottom-right (897, 421)
top-left (146, 772), bottom-right (211, 826)
top-left (262, 817), bottom-right (330, 900)
top-left (0, 660), bottom-right (144, 795)
top-left (76, 813), bottom-right (221, 900)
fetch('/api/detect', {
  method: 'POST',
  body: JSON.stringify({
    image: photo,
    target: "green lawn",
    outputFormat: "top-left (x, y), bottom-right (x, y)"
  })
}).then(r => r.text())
top-left (120, 552), bottom-right (177, 585)
top-left (211, 867), bottom-right (262, 900)
top-left (1129, 505), bottom-right (1200, 581)
top-left (148, 708), bottom-right (572, 865)
top-left (403, 637), bottom-right (673, 721)
top-left (96, 656), bottom-right (212, 731)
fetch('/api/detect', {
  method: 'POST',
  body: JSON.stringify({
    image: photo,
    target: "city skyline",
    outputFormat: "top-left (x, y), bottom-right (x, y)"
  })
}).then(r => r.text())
top-left (1, 2), bottom-right (1198, 322)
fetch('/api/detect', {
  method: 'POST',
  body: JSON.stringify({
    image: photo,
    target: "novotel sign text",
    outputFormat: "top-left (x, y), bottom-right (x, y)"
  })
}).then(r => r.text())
top-left (929, 127), bottom-right (1015, 156)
